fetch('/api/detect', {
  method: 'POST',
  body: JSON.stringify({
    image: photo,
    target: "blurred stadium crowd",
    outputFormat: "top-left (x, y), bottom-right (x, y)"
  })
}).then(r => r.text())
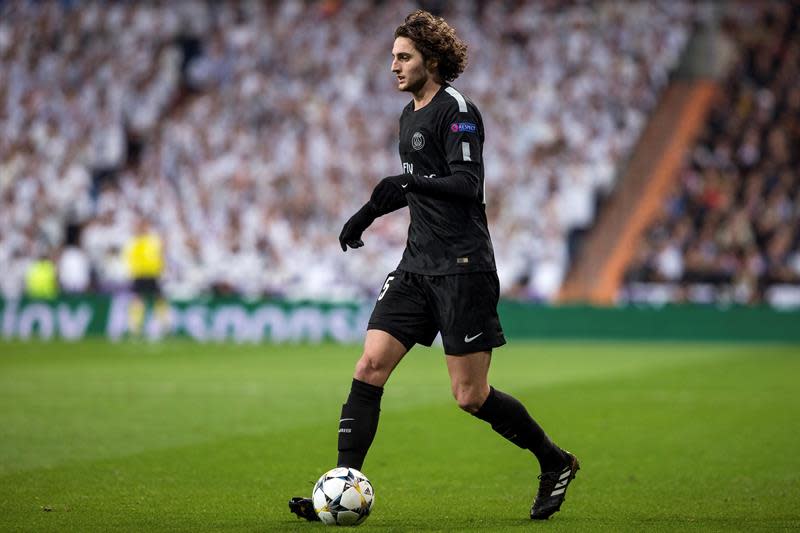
top-left (624, 1), bottom-right (800, 306)
top-left (0, 0), bottom-right (719, 302)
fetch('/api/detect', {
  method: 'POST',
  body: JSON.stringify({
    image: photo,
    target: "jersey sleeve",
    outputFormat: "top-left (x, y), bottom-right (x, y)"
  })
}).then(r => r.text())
top-left (440, 101), bottom-right (483, 172)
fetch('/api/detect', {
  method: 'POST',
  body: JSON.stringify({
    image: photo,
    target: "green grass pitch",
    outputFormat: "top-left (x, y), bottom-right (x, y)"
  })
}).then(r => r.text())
top-left (0, 339), bottom-right (798, 532)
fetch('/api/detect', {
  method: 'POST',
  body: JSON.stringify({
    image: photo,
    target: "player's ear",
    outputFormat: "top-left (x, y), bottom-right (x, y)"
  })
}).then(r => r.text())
top-left (426, 57), bottom-right (438, 73)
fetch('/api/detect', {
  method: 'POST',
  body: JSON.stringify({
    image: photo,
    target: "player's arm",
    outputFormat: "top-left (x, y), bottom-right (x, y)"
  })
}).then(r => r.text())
top-left (338, 193), bottom-right (408, 252)
top-left (433, 101), bottom-right (484, 201)
top-left (371, 190), bottom-right (409, 214)
top-left (373, 167), bottom-right (480, 204)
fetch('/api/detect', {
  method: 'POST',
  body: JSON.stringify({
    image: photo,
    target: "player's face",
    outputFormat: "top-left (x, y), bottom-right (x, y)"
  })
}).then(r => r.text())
top-left (391, 37), bottom-right (431, 94)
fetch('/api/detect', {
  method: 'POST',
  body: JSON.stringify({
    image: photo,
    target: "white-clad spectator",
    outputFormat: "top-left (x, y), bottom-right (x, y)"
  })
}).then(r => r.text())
top-left (58, 244), bottom-right (92, 294)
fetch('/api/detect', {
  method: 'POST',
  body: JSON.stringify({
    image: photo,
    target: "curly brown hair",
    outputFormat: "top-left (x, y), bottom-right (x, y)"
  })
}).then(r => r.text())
top-left (394, 10), bottom-right (468, 83)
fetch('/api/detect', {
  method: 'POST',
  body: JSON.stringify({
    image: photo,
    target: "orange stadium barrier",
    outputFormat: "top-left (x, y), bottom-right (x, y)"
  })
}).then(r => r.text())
top-left (559, 80), bottom-right (719, 305)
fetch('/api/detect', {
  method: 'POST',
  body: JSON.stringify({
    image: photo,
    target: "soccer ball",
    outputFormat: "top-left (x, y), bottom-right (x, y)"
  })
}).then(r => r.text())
top-left (312, 467), bottom-right (374, 526)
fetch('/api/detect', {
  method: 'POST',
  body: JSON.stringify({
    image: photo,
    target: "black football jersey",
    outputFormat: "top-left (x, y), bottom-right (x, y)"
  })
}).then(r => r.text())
top-left (396, 84), bottom-right (496, 275)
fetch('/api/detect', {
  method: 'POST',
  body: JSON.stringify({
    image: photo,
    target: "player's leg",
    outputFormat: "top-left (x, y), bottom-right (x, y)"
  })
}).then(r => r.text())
top-left (444, 349), bottom-right (491, 412)
top-left (433, 271), bottom-right (578, 519)
top-left (291, 271), bottom-right (434, 521)
top-left (291, 330), bottom-right (407, 521)
top-left (445, 351), bottom-right (579, 519)
top-left (432, 271), bottom-right (566, 471)
top-left (336, 270), bottom-right (436, 471)
top-left (127, 294), bottom-right (146, 336)
top-left (445, 351), bottom-right (567, 470)
top-left (337, 329), bottom-right (408, 470)
top-left (337, 269), bottom-right (434, 471)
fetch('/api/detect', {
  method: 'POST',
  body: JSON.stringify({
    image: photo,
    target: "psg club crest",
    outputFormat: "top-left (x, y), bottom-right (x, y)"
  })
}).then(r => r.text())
top-left (412, 131), bottom-right (425, 150)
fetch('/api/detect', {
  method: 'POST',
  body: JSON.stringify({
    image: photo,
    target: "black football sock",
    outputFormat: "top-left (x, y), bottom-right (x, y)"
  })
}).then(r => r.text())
top-left (473, 386), bottom-right (567, 473)
top-left (337, 378), bottom-right (383, 471)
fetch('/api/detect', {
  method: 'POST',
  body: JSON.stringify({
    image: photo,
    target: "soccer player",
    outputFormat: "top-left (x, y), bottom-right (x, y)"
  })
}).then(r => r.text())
top-left (124, 216), bottom-right (168, 338)
top-left (290, 9), bottom-right (579, 521)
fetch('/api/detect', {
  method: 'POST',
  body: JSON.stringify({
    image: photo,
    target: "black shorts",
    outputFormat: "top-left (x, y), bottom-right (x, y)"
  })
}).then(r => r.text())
top-left (132, 277), bottom-right (160, 297)
top-left (368, 269), bottom-right (506, 355)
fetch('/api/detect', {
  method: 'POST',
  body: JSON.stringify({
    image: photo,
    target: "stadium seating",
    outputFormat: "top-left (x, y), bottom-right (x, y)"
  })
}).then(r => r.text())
top-left (1, 1), bottom-right (694, 301)
top-left (623, 1), bottom-right (800, 306)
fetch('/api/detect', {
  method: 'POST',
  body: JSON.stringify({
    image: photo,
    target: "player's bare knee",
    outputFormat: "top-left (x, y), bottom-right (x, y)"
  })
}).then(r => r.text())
top-left (453, 387), bottom-right (483, 413)
top-left (456, 395), bottom-right (483, 413)
top-left (354, 353), bottom-right (389, 385)
top-left (452, 380), bottom-right (490, 413)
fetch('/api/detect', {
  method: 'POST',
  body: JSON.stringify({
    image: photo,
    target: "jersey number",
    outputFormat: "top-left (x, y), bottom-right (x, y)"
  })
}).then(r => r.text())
top-left (378, 276), bottom-right (395, 301)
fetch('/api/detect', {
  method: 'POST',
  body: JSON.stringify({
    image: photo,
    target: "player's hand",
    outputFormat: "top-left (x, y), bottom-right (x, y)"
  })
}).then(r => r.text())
top-left (338, 203), bottom-right (378, 251)
top-left (370, 174), bottom-right (411, 211)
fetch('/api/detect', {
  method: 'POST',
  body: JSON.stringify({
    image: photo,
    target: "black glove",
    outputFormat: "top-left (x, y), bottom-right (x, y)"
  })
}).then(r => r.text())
top-left (339, 203), bottom-right (378, 251)
top-left (370, 174), bottom-right (412, 211)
